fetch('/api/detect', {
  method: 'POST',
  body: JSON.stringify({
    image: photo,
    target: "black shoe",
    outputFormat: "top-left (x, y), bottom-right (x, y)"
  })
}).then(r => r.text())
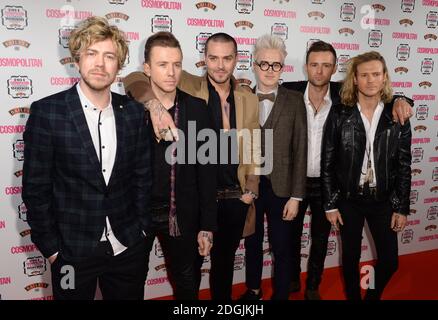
top-left (239, 289), bottom-right (263, 300)
top-left (290, 280), bottom-right (301, 293)
top-left (304, 289), bottom-right (321, 300)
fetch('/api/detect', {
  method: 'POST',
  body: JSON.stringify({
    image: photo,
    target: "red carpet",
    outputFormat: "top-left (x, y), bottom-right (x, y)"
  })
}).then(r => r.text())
top-left (157, 249), bottom-right (438, 300)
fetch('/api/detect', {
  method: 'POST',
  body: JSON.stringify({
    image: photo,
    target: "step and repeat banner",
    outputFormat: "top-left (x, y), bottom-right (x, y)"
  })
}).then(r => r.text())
top-left (0, 0), bottom-right (437, 300)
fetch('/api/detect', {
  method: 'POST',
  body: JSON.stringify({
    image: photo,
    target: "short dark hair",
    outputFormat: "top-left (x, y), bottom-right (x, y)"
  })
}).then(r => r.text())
top-left (205, 32), bottom-right (237, 55)
top-left (144, 31), bottom-right (181, 63)
top-left (305, 40), bottom-right (337, 64)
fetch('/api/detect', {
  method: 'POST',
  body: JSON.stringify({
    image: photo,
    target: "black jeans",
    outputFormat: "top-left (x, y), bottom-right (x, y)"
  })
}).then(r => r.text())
top-left (145, 217), bottom-right (202, 300)
top-left (210, 198), bottom-right (249, 300)
top-left (338, 197), bottom-right (399, 300)
top-left (51, 238), bottom-right (149, 300)
top-left (292, 177), bottom-right (332, 290)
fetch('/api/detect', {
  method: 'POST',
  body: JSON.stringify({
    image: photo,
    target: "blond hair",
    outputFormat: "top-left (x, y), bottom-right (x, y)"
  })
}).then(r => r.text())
top-left (340, 51), bottom-right (392, 106)
top-left (68, 16), bottom-right (128, 69)
top-left (253, 34), bottom-right (287, 62)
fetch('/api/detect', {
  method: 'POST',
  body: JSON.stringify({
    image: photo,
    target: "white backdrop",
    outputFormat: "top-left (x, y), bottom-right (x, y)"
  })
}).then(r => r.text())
top-left (0, 0), bottom-right (437, 300)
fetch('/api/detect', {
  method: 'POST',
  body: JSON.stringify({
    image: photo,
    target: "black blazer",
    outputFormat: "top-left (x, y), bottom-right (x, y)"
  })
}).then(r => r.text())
top-left (22, 85), bottom-right (151, 262)
top-left (281, 80), bottom-right (342, 106)
top-left (147, 89), bottom-right (217, 235)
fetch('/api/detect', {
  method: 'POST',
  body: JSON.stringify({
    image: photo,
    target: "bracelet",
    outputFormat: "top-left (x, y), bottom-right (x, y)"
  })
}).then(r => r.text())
top-left (244, 189), bottom-right (258, 200)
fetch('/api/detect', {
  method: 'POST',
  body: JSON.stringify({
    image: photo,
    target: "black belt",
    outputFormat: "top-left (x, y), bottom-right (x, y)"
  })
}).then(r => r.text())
top-left (217, 187), bottom-right (242, 200)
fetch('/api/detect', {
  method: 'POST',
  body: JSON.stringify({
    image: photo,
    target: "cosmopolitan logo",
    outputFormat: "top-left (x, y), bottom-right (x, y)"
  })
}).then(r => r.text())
top-left (425, 197), bottom-right (438, 203)
top-left (368, 30), bottom-right (383, 47)
top-left (0, 58), bottom-right (42, 68)
top-left (394, 66), bottom-right (409, 74)
top-left (401, 0), bottom-right (416, 12)
top-left (392, 81), bottom-right (412, 88)
top-left (1, 5), bottom-right (27, 30)
top-left (195, 2), bottom-right (216, 11)
top-left (264, 9), bottom-right (296, 19)
top-left (362, 18), bottom-right (390, 26)
top-left (416, 105), bottom-right (428, 120)
top-left (399, 19), bottom-right (414, 27)
top-left (234, 37), bottom-right (257, 45)
top-left (24, 283), bottom-right (49, 291)
top-left (3, 39), bottom-right (30, 49)
top-left (423, 0), bottom-right (438, 6)
top-left (196, 32), bottom-right (212, 53)
top-left (393, 32), bottom-right (417, 39)
top-left (187, 18), bottom-right (224, 28)
top-left (417, 47), bottom-right (438, 54)
top-left (283, 65), bottom-right (294, 72)
top-left (332, 42), bottom-right (359, 51)
top-left (146, 277), bottom-right (169, 286)
top-left (46, 9), bottom-right (92, 19)
top-left (421, 58), bottom-right (434, 74)
top-left (431, 157), bottom-right (438, 162)
top-left (50, 77), bottom-right (80, 86)
top-left (419, 234), bottom-right (438, 241)
top-left (412, 137), bottom-right (430, 144)
top-left (0, 125), bottom-right (25, 134)
top-left (235, 0), bottom-right (254, 14)
top-left (234, 20), bottom-right (254, 29)
top-left (426, 11), bottom-right (438, 28)
top-left (307, 11), bottom-right (325, 20)
top-left (396, 44), bottom-right (410, 61)
top-left (300, 26), bottom-right (330, 34)
top-left (419, 81), bottom-right (432, 88)
top-left (11, 244), bottom-right (37, 254)
top-left (58, 26), bottom-right (75, 48)
top-left (340, 3), bottom-right (356, 22)
top-left (425, 33), bottom-right (437, 41)
top-left (152, 15), bottom-right (172, 33)
top-left (105, 12), bottom-right (129, 23)
top-left (0, 277), bottom-right (11, 285)
top-left (141, 0), bottom-right (182, 10)
top-left (407, 219), bottom-right (421, 226)
top-left (0, 220), bottom-right (5, 229)
top-left (412, 94), bottom-right (435, 100)
top-left (7, 76), bottom-right (32, 99)
top-left (338, 27), bottom-right (354, 36)
top-left (5, 186), bottom-right (22, 195)
top-left (337, 55), bottom-right (350, 72)
top-left (121, 31), bottom-right (139, 41)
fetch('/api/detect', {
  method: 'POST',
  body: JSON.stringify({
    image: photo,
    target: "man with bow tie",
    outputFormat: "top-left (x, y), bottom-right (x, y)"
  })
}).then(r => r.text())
top-left (239, 34), bottom-right (307, 300)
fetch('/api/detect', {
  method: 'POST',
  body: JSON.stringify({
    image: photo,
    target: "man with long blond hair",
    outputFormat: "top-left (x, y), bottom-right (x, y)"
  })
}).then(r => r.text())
top-left (321, 51), bottom-right (411, 300)
top-left (22, 17), bottom-right (151, 300)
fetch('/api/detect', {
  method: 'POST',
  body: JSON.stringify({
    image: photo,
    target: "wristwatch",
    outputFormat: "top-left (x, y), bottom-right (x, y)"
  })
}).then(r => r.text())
top-left (244, 189), bottom-right (258, 200)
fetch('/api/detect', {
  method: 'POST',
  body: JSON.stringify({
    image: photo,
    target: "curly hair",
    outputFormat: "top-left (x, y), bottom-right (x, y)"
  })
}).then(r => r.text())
top-left (68, 16), bottom-right (128, 69)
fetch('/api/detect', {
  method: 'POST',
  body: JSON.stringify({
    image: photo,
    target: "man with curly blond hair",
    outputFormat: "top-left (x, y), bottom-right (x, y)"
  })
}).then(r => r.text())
top-left (22, 16), bottom-right (151, 300)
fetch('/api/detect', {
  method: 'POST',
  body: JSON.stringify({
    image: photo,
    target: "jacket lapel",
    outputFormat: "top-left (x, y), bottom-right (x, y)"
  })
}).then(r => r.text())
top-left (375, 103), bottom-right (394, 138)
top-left (107, 93), bottom-right (125, 188)
top-left (267, 86), bottom-right (287, 129)
top-left (65, 85), bottom-right (106, 187)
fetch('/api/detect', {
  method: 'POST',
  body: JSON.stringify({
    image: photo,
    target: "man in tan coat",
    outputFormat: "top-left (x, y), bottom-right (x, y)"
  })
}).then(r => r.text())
top-left (123, 33), bottom-right (260, 300)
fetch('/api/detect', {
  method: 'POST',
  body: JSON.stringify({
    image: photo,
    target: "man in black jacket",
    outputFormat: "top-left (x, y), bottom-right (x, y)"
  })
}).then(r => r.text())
top-left (281, 41), bottom-right (413, 300)
top-left (322, 51), bottom-right (411, 300)
top-left (22, 17), bottom-right (151, 300)
top-left (142, 32), bottom-right (217, 300)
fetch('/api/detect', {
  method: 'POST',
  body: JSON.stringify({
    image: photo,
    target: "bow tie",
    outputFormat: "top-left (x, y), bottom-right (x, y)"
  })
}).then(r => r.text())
top-left (257, 92), bottom-right (276, 102)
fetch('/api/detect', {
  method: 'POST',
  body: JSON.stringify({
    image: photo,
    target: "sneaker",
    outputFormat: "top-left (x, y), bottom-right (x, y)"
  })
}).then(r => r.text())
top-left (289, 280), bottom-right (301, 293)
top-left (304, 289), bottom-right (321, 300)
top-left (239, 289), bottom-right (263, 300)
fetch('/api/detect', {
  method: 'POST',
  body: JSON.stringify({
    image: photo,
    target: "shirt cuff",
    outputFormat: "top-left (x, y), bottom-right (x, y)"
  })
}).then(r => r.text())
top-left (325, 209), bottom-right (338, 213)
top-left (290, 197), bottom-right (302, 202)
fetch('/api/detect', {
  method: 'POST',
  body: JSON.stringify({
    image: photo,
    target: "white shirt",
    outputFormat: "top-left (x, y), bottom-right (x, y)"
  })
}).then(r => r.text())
top-left (256, 87), bottom-right (277, 126)
top-left (304, 82), bottom-right (332, 177)
top-left (77, 84), bottom-right (127, 256)
top-left (357, 101), bottom-right (384, 188)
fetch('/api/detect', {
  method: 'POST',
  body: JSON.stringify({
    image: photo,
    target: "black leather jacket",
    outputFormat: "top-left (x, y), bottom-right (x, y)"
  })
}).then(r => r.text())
top-left (321, 102), bottom-right (412, 215)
